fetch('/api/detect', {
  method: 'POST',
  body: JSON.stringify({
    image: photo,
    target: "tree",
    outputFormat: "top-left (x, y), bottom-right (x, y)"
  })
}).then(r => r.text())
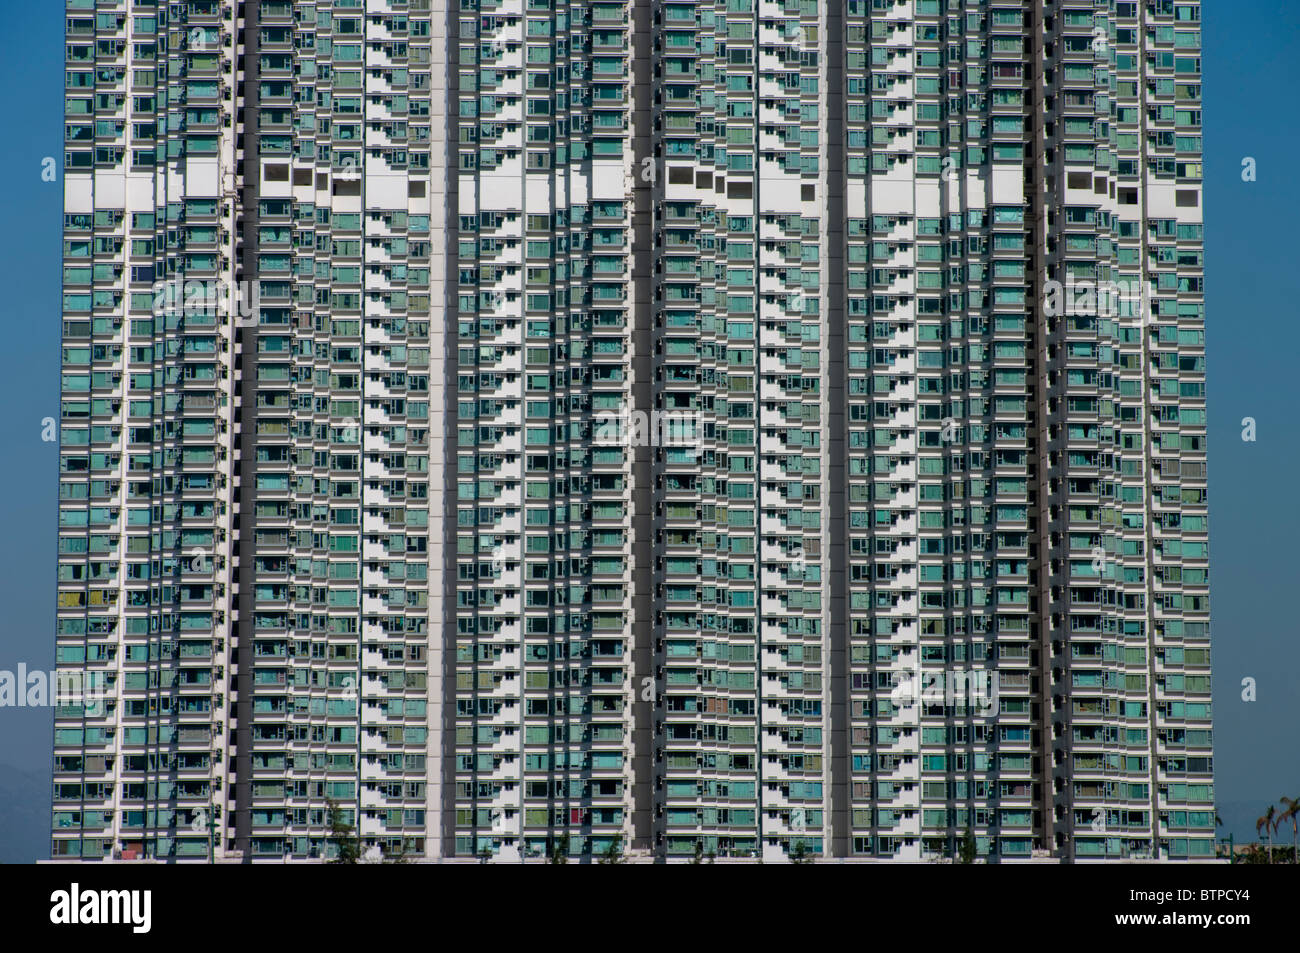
top-left (790, 841), bottom-right (812, 864)
top-left (549, 834), bottom-right (570, 865)
top-left (326, 797), bottom-right (361, 864)
top-left (599, 834), bottom-right (625, 864)
top-left (1239, 844), bottom-right (1270, 865)
top-left (382, 841), bottom-right (411, 864)
top-left (1278, 797), bottom-right (1299, 864)
top-left (1256, 805), bottom-right (1276, 863)
top-left (958, 827), bottom-right (978, 864)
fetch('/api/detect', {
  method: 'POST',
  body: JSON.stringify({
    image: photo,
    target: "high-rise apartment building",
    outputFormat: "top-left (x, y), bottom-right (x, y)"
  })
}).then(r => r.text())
top-left (52, 0), bottom-right (1212, 863)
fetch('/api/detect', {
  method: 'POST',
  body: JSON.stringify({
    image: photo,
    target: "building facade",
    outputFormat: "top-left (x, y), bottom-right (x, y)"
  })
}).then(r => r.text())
top-left (52, 0), bottom-right (1212, 862)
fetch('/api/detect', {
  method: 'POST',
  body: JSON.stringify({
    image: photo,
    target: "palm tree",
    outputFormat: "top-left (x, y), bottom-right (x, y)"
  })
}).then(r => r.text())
top-left (1278, 797), bottom-right (1299, 864)
top-left (1256, 805), bottom-right (1276, 863)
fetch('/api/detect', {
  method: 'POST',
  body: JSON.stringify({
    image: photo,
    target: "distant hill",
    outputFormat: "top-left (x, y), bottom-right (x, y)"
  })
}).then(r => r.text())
top-left (0, 763), bottom-right (48, 863)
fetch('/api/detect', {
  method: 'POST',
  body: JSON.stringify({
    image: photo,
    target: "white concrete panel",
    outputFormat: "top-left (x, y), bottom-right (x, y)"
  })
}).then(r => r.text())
top-left (1147, 180), bottom-right (1174, 217)
top-left (570, 172), bottom-right (589, 204)
top-left (65, 175), bottom-right (94, 214)
top-left (915, 181), bottom-right (940, 217)
top-left (1064, 172), bottom-right (1099, 205)
top-left (665, 180), bottom-right (694, 201)
top-left (758, 177), bottom-right (801, 212)
top-left (477, 173), bottom-right (519, 208)
top-left (526, 177), bottom-right (553, 213)
top-left (847, 179), bottom-right (867, 215)
top-left (364, 173), bottom-right (409, 209)
top-left (870, 179), bottom-right (913, 214)
top-left (458, 176), bottom-right (477, 210)
top-left (259, 164), bottom-right (292, 198)
top-left (332, 190), bottom-right (362, 213)
top-left (92, 172), bottom-right (125, 208)
top-left (126, 175), bottom-right (155, 209)
top-left (1147, 180), bottom-right (1202, 224)
top-left (990, 164), bottom-right (1024, 204)
top-left (590, 161), bottom-right (625, 200)
top-left (943, 173), bottom-right (961, 208)
top-left (186, 157), bottom-right (221, 196)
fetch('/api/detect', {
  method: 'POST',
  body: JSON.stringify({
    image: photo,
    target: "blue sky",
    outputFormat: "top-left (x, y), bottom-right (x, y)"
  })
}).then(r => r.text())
top-left (0, 0), bottom-right (1295, 844)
